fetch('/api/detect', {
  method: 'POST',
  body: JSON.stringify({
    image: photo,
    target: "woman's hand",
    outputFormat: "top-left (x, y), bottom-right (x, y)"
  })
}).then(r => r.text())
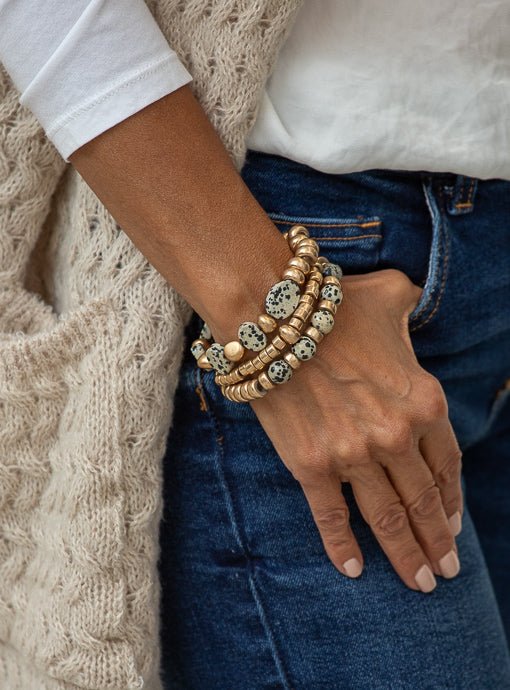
top-left (247, 268), bottom-right (463, 593)
top-left (66, 87), bottom-right (461, 592)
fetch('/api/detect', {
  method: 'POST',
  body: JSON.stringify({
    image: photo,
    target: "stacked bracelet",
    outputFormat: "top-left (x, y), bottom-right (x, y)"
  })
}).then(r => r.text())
top-left (189, 224), bottom-right (343, 403)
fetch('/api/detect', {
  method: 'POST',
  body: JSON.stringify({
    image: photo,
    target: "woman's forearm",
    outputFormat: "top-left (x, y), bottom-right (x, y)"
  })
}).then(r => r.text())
top-left (69, 83), bottom-right (293, 343)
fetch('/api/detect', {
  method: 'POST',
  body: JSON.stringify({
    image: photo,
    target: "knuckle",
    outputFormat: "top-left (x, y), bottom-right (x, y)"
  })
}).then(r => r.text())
top-left (408, 484), bottom-right (442, 522)
top-left (417, 376), bottom-right (449, 421)
top-left (436, 453), bottom-right (462, 486)
top-left (384, 424), bottom-right (414, 456)
top-left (292, 451), bottom-right (334, 485)
top-left (315, 507), bottom-right (350, 535)
top-left (372, 504), bottom-right (409, 538)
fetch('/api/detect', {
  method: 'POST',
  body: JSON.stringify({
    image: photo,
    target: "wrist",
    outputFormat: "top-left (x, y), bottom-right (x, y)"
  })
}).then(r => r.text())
top-left (204, 235), bottom-right (293, 344)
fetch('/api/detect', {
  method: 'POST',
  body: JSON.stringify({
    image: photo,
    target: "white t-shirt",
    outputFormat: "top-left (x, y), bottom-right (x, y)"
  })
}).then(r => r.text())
top-left (0, 0), bottom-right (193, 162)
top-left (247, 0), bottom-right (510, 180)
top-left (1, 0), bottom-right (510, 180)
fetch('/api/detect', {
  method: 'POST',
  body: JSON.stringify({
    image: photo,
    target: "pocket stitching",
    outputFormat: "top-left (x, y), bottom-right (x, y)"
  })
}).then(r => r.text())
top-left (408, 183), bottom-right (450, 331)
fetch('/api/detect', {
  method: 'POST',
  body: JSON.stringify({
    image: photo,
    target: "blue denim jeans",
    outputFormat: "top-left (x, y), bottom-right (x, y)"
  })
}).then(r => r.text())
top-left (158, 150), bottom-right (510, 689)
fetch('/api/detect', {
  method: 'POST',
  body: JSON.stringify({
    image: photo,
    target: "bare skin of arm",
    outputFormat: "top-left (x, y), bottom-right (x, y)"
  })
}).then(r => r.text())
top-left (69, 83), bottom-right (463, 592)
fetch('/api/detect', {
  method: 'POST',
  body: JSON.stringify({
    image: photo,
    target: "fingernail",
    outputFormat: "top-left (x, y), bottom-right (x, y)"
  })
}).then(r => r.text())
top-left (343, 558), bottom-right (363, 578)
top-left (448, 511), bottom-right (462, 537)
top-left (415, 564), bottom-right (437, 593)
top-left (438, 549), bottom-right (461, 579)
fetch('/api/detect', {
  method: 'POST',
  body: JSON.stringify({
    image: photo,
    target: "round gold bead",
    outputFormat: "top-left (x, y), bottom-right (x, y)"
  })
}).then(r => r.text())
top-left (282, 267), bottom-right (306, 285)
top-left (224, 340), bottom-right (245, 362)
top-left (258, 371), bottom-right (275, 390)
top-left (305, 325), bottom-right (324, 343)
top-left (288, 224), bottom-right (309, 239)
top-left (197, 353), bottom-right (213, 369)
top-left (287, 256), bottom-right (311, 274)
top-left (258, 314), bottom-right (278, 333)
top-left (279, 324), bottom-right (301, 344)
top-left (318, 298), bottom-right (338, 315)
top-left (317, 256), bottom-right (329, 266)
top-left (283, 351), bottom-right (301, 369)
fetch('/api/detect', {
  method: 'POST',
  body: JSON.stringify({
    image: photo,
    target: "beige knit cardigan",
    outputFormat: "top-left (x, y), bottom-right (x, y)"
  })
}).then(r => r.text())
top-left (0, 1), bottom-right (305, 688)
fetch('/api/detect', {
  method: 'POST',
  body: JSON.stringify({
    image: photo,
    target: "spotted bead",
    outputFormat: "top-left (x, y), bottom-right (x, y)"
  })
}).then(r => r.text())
top-left (200, 321), bottom-right (212, 340)
top-left (291, 336), bottom-right (317, 361)
top-left (190, 341), bottom-right (206, 360)
top-left (205, 343), bottom-right (234, 374)
top-left (311, 309), bottom-right (335, 334)
top-left (238, 321), bottom-right (267, 351)
top-left (265, 279), bottom-right (301, 319)
top-left (322, 262), bottom-right (343, 279)
top-left (320, 283), bottom-right (343, 305)
top-left (267, 359), bottom-right (293, 384)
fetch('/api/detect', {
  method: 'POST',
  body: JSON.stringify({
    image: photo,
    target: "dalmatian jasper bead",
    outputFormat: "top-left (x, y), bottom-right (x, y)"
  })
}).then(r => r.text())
top-left (311, 309), bottom-right (335, 334)
top-left (320, 283), bottom-right (343, 305)
top-left (267, 358), bottom-right (293, 384)
top-left (265, 279), bottom-right (301, 319)
top-left (322, 262), bottom-right (343, 279)
top-left (205, 343), bottom-right (234, 374)
top-left (200, 321), bottom-right (212, 340)
top-left (291, 336), bottom-right (317, 361)
top-left (190, 341), bottom-right (206, 360)
top-left (238, 321), bottom-right (267, 351)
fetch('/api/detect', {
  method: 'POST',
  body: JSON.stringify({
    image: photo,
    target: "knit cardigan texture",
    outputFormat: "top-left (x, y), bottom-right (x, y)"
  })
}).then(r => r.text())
top-left (0, 1), bottom-right (305, 688)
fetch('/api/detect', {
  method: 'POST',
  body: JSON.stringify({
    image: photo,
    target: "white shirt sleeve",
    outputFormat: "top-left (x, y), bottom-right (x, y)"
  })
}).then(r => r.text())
top-left (0, 0), bottom-right (193, 162)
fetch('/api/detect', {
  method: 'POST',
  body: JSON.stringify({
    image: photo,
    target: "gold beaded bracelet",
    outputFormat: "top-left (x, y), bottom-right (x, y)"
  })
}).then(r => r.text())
top-left (189, 225), bottom-right (344, 402)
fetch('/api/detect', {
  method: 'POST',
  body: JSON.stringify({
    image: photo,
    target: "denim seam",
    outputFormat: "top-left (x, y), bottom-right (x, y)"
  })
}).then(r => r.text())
top-left (408, 181), bottom-right (448, 330)
top-left (409, 186), bottom-right (451, 332)
top-left (197, 368), bottom-right (293, 690)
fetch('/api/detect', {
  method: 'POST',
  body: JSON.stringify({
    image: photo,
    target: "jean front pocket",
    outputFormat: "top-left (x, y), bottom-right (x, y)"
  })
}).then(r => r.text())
top-left (266, 212), bottom-right (384, 275)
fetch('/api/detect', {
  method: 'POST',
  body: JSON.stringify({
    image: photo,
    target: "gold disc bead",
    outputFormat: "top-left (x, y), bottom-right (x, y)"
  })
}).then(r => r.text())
top-left (288, 316), bottom-right (304, 331)
top-left (305, 325), bottom-right (324, 344)
top-left (287, 256), bottom-right (311, 274)
top-left (288, 224), bottom-right (310, 239)
top-left (258, 371), bottom-right (276, 391)
top-left (282, 266), bottom-right (306, 285)
top-left (288, 234), bottom-right (309, 252)
top-left (224, 340), bottom-right (245, 362)
top-left (323, 275), bottom-right (341, 286)
top-left (318, 298), bottom-right (338, 315)
top-left (283, 351), bottom-right (301, 369)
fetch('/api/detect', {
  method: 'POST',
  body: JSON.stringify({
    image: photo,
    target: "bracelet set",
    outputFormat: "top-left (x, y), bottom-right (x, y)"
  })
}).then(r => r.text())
top-left (189, 224), bottom-right (343, 403)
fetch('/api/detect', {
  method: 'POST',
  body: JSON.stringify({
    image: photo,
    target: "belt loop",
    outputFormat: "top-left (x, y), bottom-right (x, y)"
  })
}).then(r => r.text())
top-left (446, 175), bottom-right (478, 215)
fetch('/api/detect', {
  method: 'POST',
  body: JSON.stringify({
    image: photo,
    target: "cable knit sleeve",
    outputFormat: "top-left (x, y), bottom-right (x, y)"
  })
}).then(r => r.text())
top-left (0, 0), bottom-right (193, 162)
